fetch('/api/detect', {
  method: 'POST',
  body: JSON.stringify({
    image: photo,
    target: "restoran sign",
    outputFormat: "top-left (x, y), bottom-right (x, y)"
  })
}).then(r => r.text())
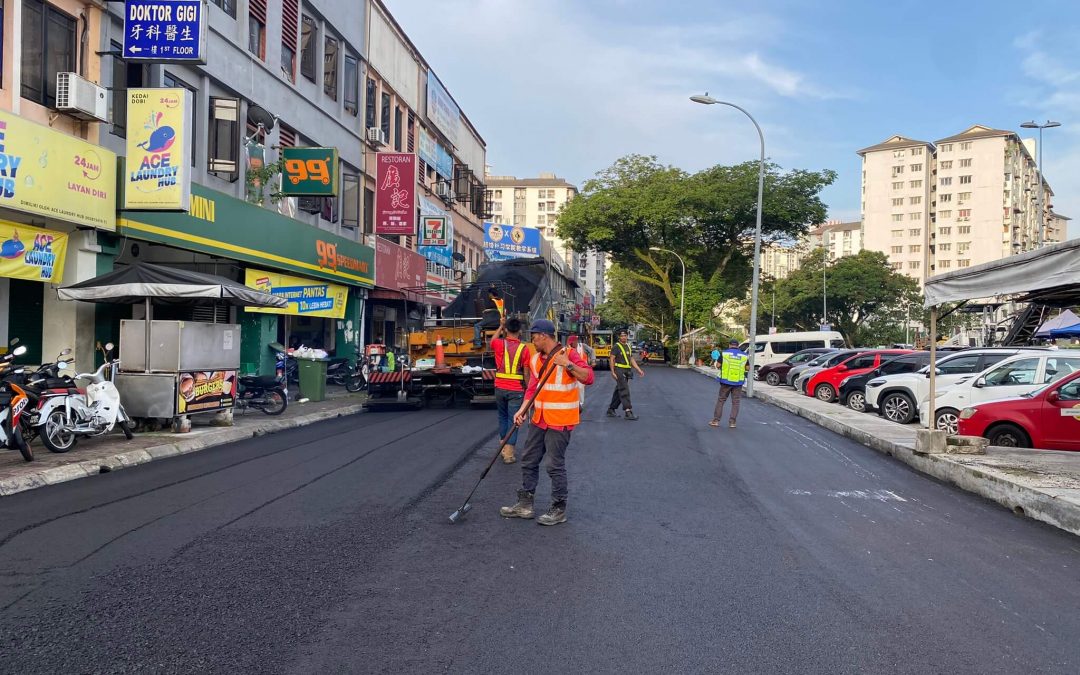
top-left (125, 88), bottom-right (193, 210)
top-left (375, 152), bottom-right (416, 236)
top-left (0, 111), bottom-right (116, 231)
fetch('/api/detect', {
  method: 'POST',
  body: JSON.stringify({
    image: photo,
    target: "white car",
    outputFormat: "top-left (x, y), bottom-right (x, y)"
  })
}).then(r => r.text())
top-left (865, 348), bottom-right (1046, 424)
top-left (920, 352), bottom-right (1080, 434)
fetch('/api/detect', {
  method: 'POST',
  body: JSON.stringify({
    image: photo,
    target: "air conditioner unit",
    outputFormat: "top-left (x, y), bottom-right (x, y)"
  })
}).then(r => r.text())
top-left (55, 72), bottom-right (107, 122)
top-left (434, 181), bottom-right (451, 199)
top-left (366, 127), bottom-right (386, 147)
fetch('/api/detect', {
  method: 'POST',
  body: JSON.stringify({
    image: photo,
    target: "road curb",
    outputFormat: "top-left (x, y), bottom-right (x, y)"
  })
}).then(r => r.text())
top-left (0, 404), bottom-right (367, 498)
top-left (692, 367), bottom-right (1080, 537)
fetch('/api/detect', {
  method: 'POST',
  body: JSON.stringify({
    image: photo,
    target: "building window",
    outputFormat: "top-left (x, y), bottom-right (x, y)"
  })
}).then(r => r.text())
top-left (363, 187), bottom-right (374, 231)
top-left (892, 181), bottom-right (903, 190)
top-left (280, 0), bottom-right (298, 82)
top-left (938, 210), bottom-right (952, 219)
top-left (162, 73), bottom-right (197, 166)
top-left (891, 245), bottom-right (903, 254)
top-left (939, 259), bottom-right (951, 269)
top-left (300, 16), bottom-right (317, 82)
top-left (344, 55), bottom-right (359, 116)
top-left (910, 163), bottom-right (923, 172)
top-left (940, 193), bottom-right (952, 203)
top-left (890, 262), bottom-right (902, 271)
top-left (959, 158), bottom-right (972, 167)
top-left (940, 160), bottom-right (953, 169)
top-left (323, 36), bottom-right (338, 100)
top-left (365, 78), bottom-right (377, 129)
top-left (960, 141), bottom-right (972, 150)
top-left (892, 198), bottom-right (904, 206)
top-left (341, 171), bottom-right (360, 229)
top-left (537, 215), bottom-right (546, 225)
top-left (892, 165), bottom-right (904, 176)
top-left (208, 97), bottom-right (240, 181)
top-left (909, 179), bottom-right (922, 188)
top-left (909, 261), bottom-right (920, 269)
top-left (958, 208), bottom-right (971, 219)
top-left (248, 0), bottom-right (266, 59)
top-left (959, 175), bottom-right (972, 184)
top-left (958, 225), bottom-right (971, 234)
top-left (892, 149), bottom-right (906, 158)
top-left (940, 143), bottom-right (952, 152)
top-left (909, 228), bottom-right (921, 237)
top-left (939, 243), bottom-right (952, 251)
top-left (940, 177), bottom-right (952, 186)
top-left (209, 0), bottom-right (237, 17)
top-left (892, 214), bottom-right (903, 222)
top-left (910, 196), bottom-right (922, 205)
top-left (958, 191), bottom-right (971, 201)
top-left (910, 212), bottom-right (921, 220)
top-left (910, 245), bottom-right (921, 253)
top-left (911, 147), bottom-right (923, 156)
top-left (957, 259), bottom-right (971, 267)
top-left (380, 92), bottom-right (390, 141)
top-left (939, 226), bottom-right (952, 235)
top-left (21, 0), bottom-right (75, 107)
top-left (892, 229), bottom-right (903, 238)
top-left (393, 107), bottom-right (402, 151)
top-left (957, 242), bottom-right (971, 253)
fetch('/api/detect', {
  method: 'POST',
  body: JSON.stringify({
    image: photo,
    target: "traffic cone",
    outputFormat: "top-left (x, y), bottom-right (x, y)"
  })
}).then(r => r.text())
top-left (435, 336), bottom-right (446, 369)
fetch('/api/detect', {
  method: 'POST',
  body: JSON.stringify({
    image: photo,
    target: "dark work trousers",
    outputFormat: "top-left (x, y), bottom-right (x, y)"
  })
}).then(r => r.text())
top-left (608, 369), bottom-right (633, 412)
top-left (713, 383), bottom-right (742, 422)
top-left (495, 388), bottom-right (524, 446)
top-left (520, 424), bottom-right (572, 504)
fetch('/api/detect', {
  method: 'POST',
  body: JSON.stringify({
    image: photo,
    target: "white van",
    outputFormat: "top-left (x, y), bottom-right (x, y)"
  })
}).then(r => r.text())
top-left (739, 331), bottom-right (846, 369)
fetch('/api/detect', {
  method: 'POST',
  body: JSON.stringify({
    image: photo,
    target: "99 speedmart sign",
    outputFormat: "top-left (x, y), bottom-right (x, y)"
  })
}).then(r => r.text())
top-left (280, 147), bottom-right (339, 196)
top-left (123, 0), bottom-right (207, 63)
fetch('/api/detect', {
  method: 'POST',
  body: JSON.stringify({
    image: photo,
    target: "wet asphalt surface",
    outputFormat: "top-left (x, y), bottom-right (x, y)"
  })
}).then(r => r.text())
top-left (0, 366), bottom-right (1078, 674)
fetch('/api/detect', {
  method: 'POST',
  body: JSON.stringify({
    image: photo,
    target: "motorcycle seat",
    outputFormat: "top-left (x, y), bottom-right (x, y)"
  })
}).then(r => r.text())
top-left (240, 375), bottom-right (279, 388)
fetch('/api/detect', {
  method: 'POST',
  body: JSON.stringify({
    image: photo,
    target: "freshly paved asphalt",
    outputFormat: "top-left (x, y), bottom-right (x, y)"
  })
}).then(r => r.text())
top-left (1, 366), bottom-right (1078, 673)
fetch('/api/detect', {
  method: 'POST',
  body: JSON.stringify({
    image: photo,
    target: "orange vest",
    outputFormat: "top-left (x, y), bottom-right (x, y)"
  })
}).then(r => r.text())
top-left (530, 350), bottom-right (580, 427)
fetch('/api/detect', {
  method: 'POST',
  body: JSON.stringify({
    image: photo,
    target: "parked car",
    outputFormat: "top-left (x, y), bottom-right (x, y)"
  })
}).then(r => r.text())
top-left (957, 370), bottom-right (1080, 450)
top-left (757, 348), bottom-right (833, 386)
top-left (793, 350), bottom-right (859, 393)
top-left (806, 350), bottom-right (912, 403)
top-left (920, 352), bottom-right (1080, 434)
top-left (786, 350), bottom-right (839, 387)
top-left (865, 348), bottom-right (1048, 424)
top-left (739, 331), bottom-right (846, 370)
top-left (838, 352), bottom-right (931, 412)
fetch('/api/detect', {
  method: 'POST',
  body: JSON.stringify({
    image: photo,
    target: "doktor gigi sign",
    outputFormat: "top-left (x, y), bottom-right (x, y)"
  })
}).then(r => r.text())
top-left (244, 268), bottom-right (348, 320)
top-left (0, 111), bottom-right (117, 230)
top-left (125, 88), bottom-right (193, 210)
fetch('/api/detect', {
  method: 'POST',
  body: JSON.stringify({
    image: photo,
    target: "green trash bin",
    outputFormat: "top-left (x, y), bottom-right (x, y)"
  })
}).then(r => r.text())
top-left (298, 358), bottom-right (328, 402)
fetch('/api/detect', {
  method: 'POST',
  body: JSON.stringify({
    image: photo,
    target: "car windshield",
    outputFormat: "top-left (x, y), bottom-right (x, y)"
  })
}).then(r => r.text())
top-left (806, 354), bottom-right (832, 367)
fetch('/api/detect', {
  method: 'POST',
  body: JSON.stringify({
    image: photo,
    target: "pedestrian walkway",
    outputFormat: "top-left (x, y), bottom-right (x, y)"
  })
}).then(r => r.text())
top-left (0, 390), bottom-right (368, 496)
top-left (694, 364), bottom-right (1080, 536)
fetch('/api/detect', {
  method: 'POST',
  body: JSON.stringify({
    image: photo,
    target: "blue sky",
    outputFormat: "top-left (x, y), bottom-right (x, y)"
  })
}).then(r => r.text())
top-left (385, 0), bottom-right (1080, 240)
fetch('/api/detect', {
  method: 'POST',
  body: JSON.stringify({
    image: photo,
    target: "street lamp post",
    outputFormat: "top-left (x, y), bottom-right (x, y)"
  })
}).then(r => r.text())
top-left (1019, 120), bottom-right (1061, 248)
top-left (692, 94), bottom-right (765, 397)
top-left (649, 246), bottom-right (686, 366)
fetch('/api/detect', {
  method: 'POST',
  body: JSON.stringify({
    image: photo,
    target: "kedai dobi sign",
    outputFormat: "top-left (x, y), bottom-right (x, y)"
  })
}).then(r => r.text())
top-left (125, 88), bottom-right (193, 210)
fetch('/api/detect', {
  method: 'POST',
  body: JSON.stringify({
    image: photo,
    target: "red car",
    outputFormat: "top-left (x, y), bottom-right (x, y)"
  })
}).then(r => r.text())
top-left (957, 370), bottom-right (1080, 450)
top-left (806, 350), bottom-right (912, 403)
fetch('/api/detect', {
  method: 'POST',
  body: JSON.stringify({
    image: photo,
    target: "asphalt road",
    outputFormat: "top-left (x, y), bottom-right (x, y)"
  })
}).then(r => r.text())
top-left (1, 366), bottom-right (1078, 674)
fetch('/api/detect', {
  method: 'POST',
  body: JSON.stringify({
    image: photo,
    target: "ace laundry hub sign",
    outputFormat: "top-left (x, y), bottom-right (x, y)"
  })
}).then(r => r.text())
top-left (125, 88), bottom-right (193, 210)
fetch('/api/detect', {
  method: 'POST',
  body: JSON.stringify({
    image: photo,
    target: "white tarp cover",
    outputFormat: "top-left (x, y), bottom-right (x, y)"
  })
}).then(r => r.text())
top-left (1036, 309), bottom-right (1080, 337)
top-left (923, 238), bottom-right (1080, 307)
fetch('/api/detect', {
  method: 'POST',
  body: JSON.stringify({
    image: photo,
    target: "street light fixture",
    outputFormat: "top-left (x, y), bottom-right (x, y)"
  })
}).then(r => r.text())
top-left (691, 93), bottom-right (766, 397)
top-left (649, 247), bottom-right (686, 365)
top-left (1019, 120), bottom-right (1061, 248)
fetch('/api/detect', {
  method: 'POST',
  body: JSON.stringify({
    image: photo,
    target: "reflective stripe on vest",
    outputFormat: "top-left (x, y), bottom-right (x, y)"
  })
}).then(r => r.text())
top-left (530, 352), bottom-right (581, 426)
top-left (495, 341), bottom-right (526, 381)
top-left (614, 343), bottom-right (632, 368)
top-left (721, 351), bottom-right (748, 383)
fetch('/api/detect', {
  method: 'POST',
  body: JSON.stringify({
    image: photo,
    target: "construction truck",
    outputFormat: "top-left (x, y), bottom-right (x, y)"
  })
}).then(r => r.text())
top-left (364, 257), bottom-right (566, 409)
top-left (591, 329), bottom-right (613, 369)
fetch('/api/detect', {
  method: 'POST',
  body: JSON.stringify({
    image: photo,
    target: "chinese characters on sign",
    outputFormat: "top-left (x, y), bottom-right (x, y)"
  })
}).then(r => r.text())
top-left (125, 88), bottom-right (193, 210)
top-left (280, 147), bottom-right (339, 196)
top-left (124, 0), bottom-right (206, 62)
top-left (375, 152), bottom-right (416, 236)
top-left (484, 222), bottom-right (540, 260)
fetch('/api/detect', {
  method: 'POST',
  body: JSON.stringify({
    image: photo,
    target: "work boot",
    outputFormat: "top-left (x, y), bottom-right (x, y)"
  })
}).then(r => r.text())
top-left (729, 420), bottom-right (737, 429)
top-left (624, 410), bottom-right (638, 421)
top-left (501, 443), bottom-right (517, 464)
top-left (499, 490), bottom-right (534, 519)
top-left (537, 501), bottom-right (567, 526)
top-left (606, 409), bottom-right (617, 417)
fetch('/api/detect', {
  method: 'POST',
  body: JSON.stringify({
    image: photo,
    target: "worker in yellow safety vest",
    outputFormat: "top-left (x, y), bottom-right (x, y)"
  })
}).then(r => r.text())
top-left (491, 317), bottom-right (531, 463)
top-left (710, 339), bottom-right (749, 429)
top-left (606, 330), bottom-right (645, 420)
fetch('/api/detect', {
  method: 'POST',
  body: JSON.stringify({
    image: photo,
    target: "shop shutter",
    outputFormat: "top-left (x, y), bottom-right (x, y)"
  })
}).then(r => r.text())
top-left (7, 279), bottom-right (45, 364)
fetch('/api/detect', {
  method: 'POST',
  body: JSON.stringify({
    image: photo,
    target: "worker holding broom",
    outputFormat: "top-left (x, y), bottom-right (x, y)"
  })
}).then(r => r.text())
top-left (500, 319), bottom-right (593, 526)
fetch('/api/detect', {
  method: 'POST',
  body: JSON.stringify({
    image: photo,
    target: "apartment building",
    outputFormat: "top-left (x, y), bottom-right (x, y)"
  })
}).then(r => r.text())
top-left (859, 125), bottom-right (1060, 286)
top-left (575, 250), bottom-right (608, 304)
top-left (485, 172), bottom-right (578, 267)
top-left (808, 221), bottom-right (863, 261)
top-left (759, 242), bottom-right (805, 280)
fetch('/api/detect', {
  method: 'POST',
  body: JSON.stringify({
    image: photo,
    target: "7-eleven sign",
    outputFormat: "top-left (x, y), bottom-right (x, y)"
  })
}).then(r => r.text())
top-left (421, 216), bottom-right (448, 246)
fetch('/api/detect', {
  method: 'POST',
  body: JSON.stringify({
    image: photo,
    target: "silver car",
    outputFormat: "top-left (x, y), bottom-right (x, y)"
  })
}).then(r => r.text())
top-left (785, 350), bottom-right (838, 387)
top-left (788, 350), bottom-right (857, 390)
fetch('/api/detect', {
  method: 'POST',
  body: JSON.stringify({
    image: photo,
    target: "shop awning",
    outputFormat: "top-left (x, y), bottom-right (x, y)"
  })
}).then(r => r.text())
top-left (923, 239), bottom-right (1080, 307)
top-left (57, 262), bottom-right (286, 308)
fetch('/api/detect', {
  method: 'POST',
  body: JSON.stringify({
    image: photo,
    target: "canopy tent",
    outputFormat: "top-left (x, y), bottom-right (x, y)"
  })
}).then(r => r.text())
top-left (1036, 309), bottom-right (1080, 337)
top-left (1049, 321), bottom-right (1080, 339)
top-left (58, 262), bottom-right (286, 308)
top-left (923, 238), bottom-right (1080, 308)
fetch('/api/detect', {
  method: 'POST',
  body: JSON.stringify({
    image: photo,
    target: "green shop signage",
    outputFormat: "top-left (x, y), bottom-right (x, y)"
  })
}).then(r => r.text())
top-left (280, 147), bottom-right (339, 196)
top-left (119, 181), bottom-right (374, 287)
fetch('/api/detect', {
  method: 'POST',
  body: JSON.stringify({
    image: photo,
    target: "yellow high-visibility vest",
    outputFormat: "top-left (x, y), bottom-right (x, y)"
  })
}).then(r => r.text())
top-left (495, 341), bottom-right (526, 381)
top-left (614, 343), bottom-right (633, 369)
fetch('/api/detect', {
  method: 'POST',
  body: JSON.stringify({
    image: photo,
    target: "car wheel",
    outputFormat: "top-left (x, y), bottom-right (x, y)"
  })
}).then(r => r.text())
top-left (881, 393), bottom-right (916, 424)
top-left (986, 423), bottom-right (1031, 448)
top-left (815, 384), bottom-right (836, 403)
top-left (846, 391), bottom-right (866, 412)
top-left (765, 372), bottom-right (780, 386)
top-left (934, 408), bottom-right (960, 435)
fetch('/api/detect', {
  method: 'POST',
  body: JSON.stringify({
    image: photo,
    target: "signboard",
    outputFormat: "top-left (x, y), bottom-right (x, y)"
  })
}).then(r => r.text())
top-left (374, 152), bottom-right (417, 236)
top-left (435, 143), bottom-right (454, 180)
top-left (418, 130), bottom-right (438, 169)
top-left (123, 0), bottom-right (207, 62)
top-left (280, 147), bottom-right (338, 196)
top-left (484, 222), bottom-right (540, 260)
top-left (0, 220), bottom-right (68, 283)
top-left (0, 111), bottom-right (116, 230)
top-left (178, 370), bottom-right (236, 414)
top-left (125, 88), bottom-right (192, 210)
top-left (374, 237), bottom-right (426, 292)
top-left (426, 72), bottom-right (460, 147)
top-left (420, 216), bottom-right (447, 247)
top-left (418, 197), bottom-right (454, 268)
top-left (244, 268), bottom-right (348, 319)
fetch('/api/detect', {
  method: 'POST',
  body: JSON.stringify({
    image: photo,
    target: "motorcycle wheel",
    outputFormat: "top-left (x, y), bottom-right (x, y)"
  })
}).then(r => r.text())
top-left (41, 409), bottom-right (78, 453)
top-left (345, 374), bottom-right (366, 393)
top-left (13, 425), bottom-right (33, 462)
top-left (260, 389), bottom-right (287, 416)
top-left (120, 420), bottom-right (134, 440)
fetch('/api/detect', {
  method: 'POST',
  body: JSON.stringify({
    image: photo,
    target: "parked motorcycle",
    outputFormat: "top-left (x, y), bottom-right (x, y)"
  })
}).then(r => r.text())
top-left (234, 375), bottom-right (288, 416)
top-left (32, 344), bottom-right (134, 454)
top-left (0, 344), bottom-right (33, 461)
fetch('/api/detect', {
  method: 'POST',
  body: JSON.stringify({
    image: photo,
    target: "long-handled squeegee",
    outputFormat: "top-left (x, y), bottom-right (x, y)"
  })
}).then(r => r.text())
top-left (448, 345), bottom-right (565, 524)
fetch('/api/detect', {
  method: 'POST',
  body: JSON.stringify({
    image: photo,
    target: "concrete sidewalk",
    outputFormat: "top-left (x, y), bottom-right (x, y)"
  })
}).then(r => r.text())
top-left (0, 390), bottom-right (368, 497)
top-left (694, 365), bottom-right (1080, 537)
